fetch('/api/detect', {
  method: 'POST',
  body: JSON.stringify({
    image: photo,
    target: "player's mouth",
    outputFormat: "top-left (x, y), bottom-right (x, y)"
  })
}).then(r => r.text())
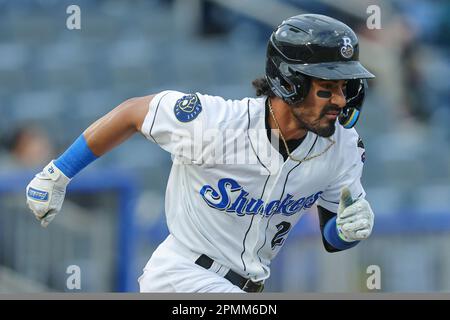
top-left (324, 111), bottom-right (340, 120)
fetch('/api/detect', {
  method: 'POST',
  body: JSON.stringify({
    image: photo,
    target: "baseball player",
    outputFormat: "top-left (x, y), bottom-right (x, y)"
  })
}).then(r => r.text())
top-left (26, 14), bottom-right (375, 292)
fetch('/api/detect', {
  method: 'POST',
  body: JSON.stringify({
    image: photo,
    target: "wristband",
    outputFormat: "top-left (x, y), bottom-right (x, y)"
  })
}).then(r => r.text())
top-left (54, 134), bottom-right (98, 178)
top-left (323, 216), bottom-right (359, 250)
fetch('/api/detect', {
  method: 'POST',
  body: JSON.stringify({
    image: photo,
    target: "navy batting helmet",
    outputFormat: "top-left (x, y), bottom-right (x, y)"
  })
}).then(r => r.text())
top-left (266, 14), bottom-right (375, 128)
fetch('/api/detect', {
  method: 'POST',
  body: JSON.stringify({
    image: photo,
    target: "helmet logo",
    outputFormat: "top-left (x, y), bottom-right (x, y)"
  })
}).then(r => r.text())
top-left (340, 36), bottom-right (354, 59)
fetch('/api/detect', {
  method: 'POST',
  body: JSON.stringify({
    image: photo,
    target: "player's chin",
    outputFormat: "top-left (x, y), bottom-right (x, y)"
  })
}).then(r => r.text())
top-left (314, 120), bottom-right (336, 137)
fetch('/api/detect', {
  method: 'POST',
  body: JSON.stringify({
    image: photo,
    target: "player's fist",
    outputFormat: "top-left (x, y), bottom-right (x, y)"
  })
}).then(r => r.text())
top-left (26, 161), bottom-right (70, 227)
top-left (336, 187), bottom-right (374, 242)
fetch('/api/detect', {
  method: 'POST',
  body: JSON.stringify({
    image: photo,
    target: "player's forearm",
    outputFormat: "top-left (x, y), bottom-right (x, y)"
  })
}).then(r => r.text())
top-left (53, 95), bottom-right (152, 179)
top-left (318, 206), bottom-right (359, 252)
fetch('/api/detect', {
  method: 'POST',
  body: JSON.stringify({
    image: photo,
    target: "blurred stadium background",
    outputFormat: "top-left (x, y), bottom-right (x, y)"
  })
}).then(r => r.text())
top-left (0, 0), bottom-right (449, 292)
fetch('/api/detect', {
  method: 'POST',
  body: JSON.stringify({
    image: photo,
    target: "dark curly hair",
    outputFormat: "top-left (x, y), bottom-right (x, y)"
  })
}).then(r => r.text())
top-left (252, 77), bottom-right (275, 97)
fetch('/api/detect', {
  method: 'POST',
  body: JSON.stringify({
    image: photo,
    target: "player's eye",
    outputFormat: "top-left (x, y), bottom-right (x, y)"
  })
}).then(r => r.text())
top-left (321, 83), bottom-right (333, 89)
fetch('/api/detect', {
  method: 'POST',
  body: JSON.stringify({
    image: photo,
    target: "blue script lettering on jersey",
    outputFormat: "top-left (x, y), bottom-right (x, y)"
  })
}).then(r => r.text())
top-left (199, 178), bottom-right (322, 217)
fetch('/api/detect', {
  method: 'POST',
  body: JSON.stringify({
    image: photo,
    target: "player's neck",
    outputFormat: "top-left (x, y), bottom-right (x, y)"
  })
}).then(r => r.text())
top-left (268, 97), bottom-right (307, 141)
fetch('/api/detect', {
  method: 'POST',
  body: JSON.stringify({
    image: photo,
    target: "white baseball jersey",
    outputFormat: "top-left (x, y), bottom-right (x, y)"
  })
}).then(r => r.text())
top-left (140, 90), bottom-right (366, 282)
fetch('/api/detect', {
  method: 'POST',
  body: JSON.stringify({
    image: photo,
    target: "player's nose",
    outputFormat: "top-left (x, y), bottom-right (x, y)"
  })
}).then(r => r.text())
top-left (330, 88), bottom-right (346, 109)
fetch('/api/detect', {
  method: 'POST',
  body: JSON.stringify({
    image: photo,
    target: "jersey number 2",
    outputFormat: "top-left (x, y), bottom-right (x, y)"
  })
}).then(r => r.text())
top-left (271, 221), bottom-right (292, 249)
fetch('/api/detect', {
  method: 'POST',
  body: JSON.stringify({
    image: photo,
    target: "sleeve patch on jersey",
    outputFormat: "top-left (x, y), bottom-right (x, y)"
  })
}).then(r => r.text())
top-left (357, 137), bottom-right (365, 163)
top-left (357, 137), bottom-right (365, 149)
top-left (174, 94), bottom-right (202, 122)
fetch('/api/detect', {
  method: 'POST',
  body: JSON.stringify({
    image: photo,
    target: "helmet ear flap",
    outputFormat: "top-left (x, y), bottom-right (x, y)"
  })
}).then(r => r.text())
top-left (292, 70), bottom-right (311, 104)
top-left (279, 76), bottom-right (295, 96)
top-left (266, 54), bottom-right (297, 100)
top-left (339, 79), bottom-right (367, 128)
top-left (266, 39), bottom-right (312, 105)
top-left (266, 62), bottom-right (311, 105)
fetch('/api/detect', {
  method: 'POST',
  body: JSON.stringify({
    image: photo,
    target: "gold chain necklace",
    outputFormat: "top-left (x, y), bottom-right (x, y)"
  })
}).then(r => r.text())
top-left (268, 98), bottom-right (336, 163)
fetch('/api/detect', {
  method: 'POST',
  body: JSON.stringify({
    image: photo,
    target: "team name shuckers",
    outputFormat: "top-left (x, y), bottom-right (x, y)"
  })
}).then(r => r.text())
top-left (200, 178), bottom-right (322, 216)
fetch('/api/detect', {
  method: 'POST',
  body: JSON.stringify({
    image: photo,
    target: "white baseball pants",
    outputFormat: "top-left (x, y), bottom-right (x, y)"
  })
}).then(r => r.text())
top-left (138, 234), bottom-right (244, 293)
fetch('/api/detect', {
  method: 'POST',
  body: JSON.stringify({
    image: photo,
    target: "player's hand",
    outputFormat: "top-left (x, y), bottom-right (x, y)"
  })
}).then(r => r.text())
top-left (26, 161), bottom-right (70, 227)
top-left (336, 187), bottom-right (374, 242)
